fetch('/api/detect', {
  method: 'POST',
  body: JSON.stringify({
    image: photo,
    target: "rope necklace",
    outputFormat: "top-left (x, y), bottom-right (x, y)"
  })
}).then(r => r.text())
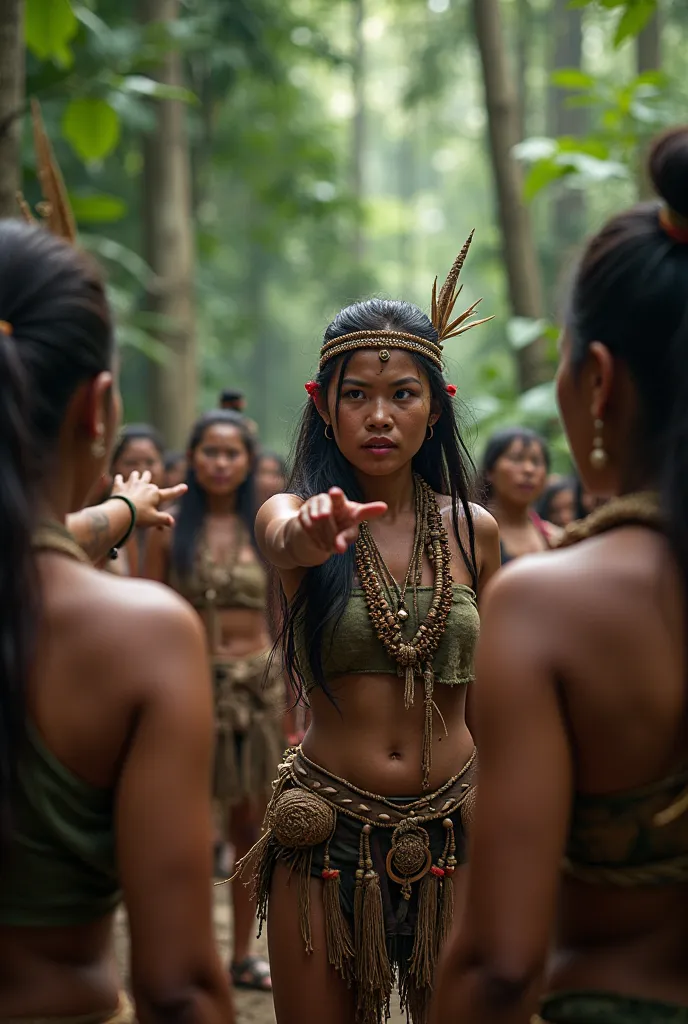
top-left (32, 520), bottom-right (91, 564)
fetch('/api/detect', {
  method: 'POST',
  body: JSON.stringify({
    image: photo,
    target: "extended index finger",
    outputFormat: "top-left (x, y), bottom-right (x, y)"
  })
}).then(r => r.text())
top-left (351, 501), bottom-right (388, 525)
top-left (159, 483), bottom-right (188, 503)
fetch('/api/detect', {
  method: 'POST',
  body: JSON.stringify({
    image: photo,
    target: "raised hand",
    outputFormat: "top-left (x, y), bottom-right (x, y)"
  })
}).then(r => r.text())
top-left (112, 470), bottom-right (188, 530)
top-left (297, 487), bottom-right (387, 556)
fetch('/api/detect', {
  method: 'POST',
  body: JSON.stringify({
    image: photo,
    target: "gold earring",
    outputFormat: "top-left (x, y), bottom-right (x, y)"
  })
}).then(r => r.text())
top-left (426, 424), bottom-right (434, 441)
top-left (324, 424), bottom-right (334, 441)
top-left (590, 418), bottom-right (608, 470)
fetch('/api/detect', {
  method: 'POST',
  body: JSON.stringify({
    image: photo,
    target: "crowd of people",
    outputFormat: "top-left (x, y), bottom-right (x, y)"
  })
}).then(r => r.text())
top-left (2, 116), bottom-right (688, 1024)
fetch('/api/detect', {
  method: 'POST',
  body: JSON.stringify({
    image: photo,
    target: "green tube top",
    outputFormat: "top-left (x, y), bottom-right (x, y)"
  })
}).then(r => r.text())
top-left (0, 722), bottom-right (121, 927)
top-left (299, 584), bottom-right (479, 693)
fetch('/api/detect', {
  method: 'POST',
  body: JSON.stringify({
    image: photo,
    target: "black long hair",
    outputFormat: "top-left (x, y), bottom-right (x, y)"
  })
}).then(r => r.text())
top-left (479, 426), bottom-right (550, 505)
top-left (0, 220), bottom-right (113, 851)
top-left (111, 423), bottom-right (164, 470)
top-left (170, 409), bottom-right (258, 578)
top-left (568, 127), bottom-right (688, 605)
top-left (282, 298), bottom-right (478, 701)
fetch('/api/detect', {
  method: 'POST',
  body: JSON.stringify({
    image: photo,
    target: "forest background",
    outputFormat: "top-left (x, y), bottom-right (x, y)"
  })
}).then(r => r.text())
top-left (0, 0), bottom-right (680, 465)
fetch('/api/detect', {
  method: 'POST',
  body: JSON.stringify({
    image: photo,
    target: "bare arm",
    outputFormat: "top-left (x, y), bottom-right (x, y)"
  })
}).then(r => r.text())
top-left (256, 488), bottom-right (387, 572)
top-left (68, 471), bottom-right (187, 565)
top-left (67, 500), bottom-right (130, 563)
top-left (117, 594), bottom-right (235, 1024)
top-left (475, 505), bottom-right (501, 598)
top-left (430, 565), bottom-right (573, 1024)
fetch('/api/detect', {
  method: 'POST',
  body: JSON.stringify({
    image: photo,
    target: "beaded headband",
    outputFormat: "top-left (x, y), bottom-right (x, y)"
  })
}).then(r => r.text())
top-left (659, 205), bottom-right (688, 245)
top-left (17, 99), bottom-right (77, 243)
top-left (318, 230), bottom-right (493, 371)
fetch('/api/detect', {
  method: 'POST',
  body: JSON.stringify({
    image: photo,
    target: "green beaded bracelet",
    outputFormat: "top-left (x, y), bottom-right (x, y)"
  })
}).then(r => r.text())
top-left (108, 494), bottom-right (137, 560)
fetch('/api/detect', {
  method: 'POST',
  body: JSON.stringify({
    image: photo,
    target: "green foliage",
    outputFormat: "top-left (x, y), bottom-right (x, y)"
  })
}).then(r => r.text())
top-left (25, 0), bottom-right (78, 66)
top-left (570, 0), bottom-right (657, 47)
top-left (62, 97), bottom-right (121, 161)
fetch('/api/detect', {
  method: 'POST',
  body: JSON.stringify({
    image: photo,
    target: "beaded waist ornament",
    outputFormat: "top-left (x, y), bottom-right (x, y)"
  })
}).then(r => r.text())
top-left (233, 746), bottom-right (477, 1024)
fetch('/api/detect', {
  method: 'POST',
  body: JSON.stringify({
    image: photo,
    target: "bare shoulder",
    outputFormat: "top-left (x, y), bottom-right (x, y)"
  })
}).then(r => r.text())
top-left (468, 501), bottom-right (499, 544)
top-left (50, 563), bottom-right (204, 663)
top-left (437, 495), bottom-right (498, 546)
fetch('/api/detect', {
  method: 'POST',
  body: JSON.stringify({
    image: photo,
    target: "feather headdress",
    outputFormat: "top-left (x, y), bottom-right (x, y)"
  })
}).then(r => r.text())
top-left (17, 99), bottom-right (77, 243)
top-left (319, 230), bottom-right (493, 371)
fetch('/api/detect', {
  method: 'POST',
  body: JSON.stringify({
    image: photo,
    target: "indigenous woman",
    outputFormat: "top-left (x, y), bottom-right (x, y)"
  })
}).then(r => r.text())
top-left (110, 425), bottom-right (166, 575)
top-left (0, 219), bottom-right (233, 1020)
top-left (481, 426), bottom-right (560, 562)
top-left (431, 128), bottom-right (688, 1024)
top-left (256, 450), bottom-right (287, 507)
top-left (537, 477), bottom-right (576, 529)
top-left (145, 409), bottom-right (285, 993)
top-left (245, 235), bottom-right (500, 1024)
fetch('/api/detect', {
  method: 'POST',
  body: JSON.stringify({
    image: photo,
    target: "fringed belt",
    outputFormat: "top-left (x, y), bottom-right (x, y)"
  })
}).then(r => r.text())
top-left (234, 746), bottom-right (477, 1024)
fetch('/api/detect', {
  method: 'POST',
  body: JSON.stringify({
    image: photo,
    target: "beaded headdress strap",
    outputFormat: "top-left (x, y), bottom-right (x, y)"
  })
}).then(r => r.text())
top-left (318, 230), bottom-right (493, 371)
top-left (16, 99), bottom-right (77, 243)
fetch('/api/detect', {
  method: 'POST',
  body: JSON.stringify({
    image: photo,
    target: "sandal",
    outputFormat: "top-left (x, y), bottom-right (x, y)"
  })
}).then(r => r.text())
top-left (230, 954), bottom-right (272, 992)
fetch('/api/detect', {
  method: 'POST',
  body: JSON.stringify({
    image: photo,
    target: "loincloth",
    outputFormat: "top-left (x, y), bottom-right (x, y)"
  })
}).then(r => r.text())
top-left (534, 990), bottom-right (688, 1023)
top-left (212, 649), bottom-right (286, 805)
top-left (235, 746), bottom-right (477, 1024)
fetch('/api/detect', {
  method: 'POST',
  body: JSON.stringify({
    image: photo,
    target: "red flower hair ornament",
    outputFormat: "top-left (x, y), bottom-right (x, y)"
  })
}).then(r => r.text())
top-left (304, 381), bottom-right (320, 399)
top-left (446, 384), bottom-right (457, 397)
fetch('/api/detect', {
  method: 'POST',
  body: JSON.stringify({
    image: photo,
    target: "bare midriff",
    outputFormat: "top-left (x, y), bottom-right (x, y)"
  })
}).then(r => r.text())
top-left (0, 914), bottom-right (118, 1017)
top-left (200, 606), bottom-right (271, 659)
top-left (302, 673), bottom-right (473, 795)
top-left (545, 876), bottom-right (688, 1005)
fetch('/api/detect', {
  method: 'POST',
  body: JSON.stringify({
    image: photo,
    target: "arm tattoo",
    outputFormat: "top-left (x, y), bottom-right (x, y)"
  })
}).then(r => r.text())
top-left (73, 509), bottom-right (116, 561)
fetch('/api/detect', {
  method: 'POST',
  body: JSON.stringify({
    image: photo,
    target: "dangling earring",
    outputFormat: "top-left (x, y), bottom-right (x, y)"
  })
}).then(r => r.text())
top-left (91, 426), bottom-right (106, 459)
top-left (426, 424), bottom-right (434, 441)
top-left (590, 418), bottom-right (608, 470)
top-left (324, 424), bottom-right (334, 441)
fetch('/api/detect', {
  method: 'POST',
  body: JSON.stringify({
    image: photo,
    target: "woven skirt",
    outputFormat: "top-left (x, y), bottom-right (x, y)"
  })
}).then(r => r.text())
top-left (212, 650), bottom-right (286, 806)
top-left (235, 745), bottom-right (477, 1024)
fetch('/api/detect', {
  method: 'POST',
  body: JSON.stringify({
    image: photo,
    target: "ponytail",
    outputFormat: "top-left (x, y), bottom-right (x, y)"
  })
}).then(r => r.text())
top-left (0, 331), bottom-right (37, 851)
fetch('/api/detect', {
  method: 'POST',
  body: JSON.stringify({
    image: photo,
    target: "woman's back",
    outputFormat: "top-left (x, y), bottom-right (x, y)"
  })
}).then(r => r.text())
top-left (501, 528), bottom-right (688, 999)
top-left (0, 204), bottom-right (233, 1022)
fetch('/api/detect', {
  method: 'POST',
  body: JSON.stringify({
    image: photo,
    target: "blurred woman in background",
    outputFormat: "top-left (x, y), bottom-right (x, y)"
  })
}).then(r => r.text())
top-left (481, 426), bottom-right (560, 562)
top-left (145, 409), bottom-right (286, 993)
top-left (109, 425), bottom-right (165, 575)
top-left (255, 450), bottom-right (287, 508)
top-left (538, 477), bottom-right (577, 529)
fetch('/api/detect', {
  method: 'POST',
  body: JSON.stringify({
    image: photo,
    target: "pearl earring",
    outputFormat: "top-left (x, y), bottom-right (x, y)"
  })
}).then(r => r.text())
top-left (590, 418), bottom-right (608, 470)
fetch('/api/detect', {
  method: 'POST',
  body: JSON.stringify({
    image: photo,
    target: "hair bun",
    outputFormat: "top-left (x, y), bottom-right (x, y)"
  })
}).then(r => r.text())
top-left (649, 126), bottom-right (688, 219)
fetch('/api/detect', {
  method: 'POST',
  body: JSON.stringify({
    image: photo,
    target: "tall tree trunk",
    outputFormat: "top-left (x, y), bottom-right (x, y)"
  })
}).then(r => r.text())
top-left (636, 7), bottom-right (662, 199)
top-left (548, 0), bottom-right (586, 294)
top-left (471, 0), bottom-right (546, 392)
top-left (0, 0), bottom-right (24, 219)
top-left (515, 0), bottom-right (531, 141)
top-left (140, 0), bottom-right (197, 447)
top-left (351, 0), bottom-right (365, 267)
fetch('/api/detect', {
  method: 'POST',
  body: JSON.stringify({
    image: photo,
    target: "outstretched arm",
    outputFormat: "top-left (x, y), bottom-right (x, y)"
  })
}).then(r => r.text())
top-left (430, 564), bottom-right (573, 1024)
top-left (68, 471), bottom-right (186, 564)
top-left (256, 487), bottom-right (387, 571)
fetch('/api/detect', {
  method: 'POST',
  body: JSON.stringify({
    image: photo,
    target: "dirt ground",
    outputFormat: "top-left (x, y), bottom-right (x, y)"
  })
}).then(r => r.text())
top-left (114, 885), bottom-right (406, 1023)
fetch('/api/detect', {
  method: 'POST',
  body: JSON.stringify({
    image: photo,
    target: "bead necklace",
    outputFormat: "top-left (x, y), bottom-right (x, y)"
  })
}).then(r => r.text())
top-left (355, 475), bottom-right (454, 787)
